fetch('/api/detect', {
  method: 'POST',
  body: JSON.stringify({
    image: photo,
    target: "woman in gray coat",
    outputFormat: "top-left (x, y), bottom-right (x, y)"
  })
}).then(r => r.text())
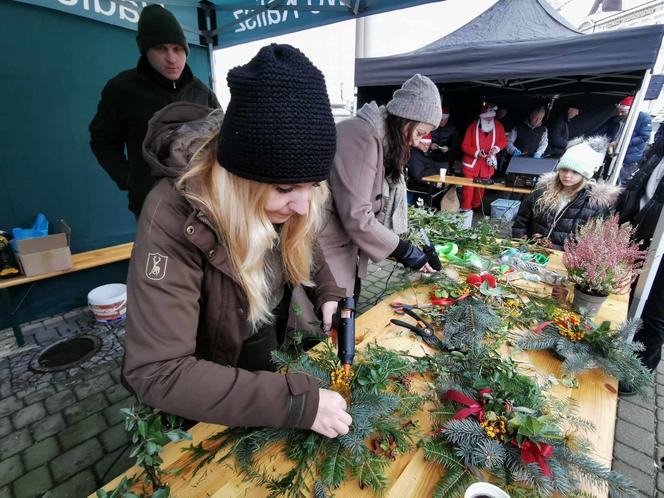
top-left (318, 74), bottom-right (443, 298)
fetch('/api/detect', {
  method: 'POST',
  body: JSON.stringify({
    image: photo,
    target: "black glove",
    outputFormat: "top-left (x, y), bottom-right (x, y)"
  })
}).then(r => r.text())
top-left (391, 239), bottom-right (427, 270)
top-left (423, 245), bottom-right (442, 271)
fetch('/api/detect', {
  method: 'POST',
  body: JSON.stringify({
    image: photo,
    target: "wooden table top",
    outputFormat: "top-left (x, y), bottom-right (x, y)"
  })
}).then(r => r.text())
top-left (96, 251), bottom-right (625, 497)
top-left (422, 174), bottom-right (534, 195)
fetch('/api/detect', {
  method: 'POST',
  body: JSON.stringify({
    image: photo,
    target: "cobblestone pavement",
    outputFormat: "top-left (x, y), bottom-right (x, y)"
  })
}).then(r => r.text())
top-left (0, 258), bottom-right (662, 497)
top-left (0, 312), bottom-right (136, 498)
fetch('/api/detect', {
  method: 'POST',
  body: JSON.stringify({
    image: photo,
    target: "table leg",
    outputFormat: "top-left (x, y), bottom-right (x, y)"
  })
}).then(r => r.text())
top-left (1, 288), bottom-right (24, 347)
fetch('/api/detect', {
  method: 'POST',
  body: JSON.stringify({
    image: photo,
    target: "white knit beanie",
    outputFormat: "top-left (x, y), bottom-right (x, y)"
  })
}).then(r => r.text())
top-left (386, 74), bottom-right (442, 128)
top-left (556, 136), bottom-right (609, 179)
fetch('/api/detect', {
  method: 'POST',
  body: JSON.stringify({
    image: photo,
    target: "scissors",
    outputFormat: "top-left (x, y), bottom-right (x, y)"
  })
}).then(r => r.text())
top-left (390, 305), bottom-right (448, 351)
top-left (389, 301), bottom-right (433, 315)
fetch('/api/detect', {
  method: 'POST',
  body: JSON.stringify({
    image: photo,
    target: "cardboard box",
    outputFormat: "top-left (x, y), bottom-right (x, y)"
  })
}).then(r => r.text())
top-left (15, 221), bottom-right (72, 277)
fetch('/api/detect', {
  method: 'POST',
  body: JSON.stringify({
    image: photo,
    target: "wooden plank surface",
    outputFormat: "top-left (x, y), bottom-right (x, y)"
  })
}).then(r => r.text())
top-left (422, 174), bottom-right (533, 195)
top-left (0, 242), bottom-right (133, 289)
top-left (96, 250), bottom-right (625, 497)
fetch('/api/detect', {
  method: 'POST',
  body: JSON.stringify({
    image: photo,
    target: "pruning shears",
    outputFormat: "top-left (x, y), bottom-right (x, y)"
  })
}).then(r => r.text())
top-left (389, 301), bottom-right (433, 315)
top-left (390, 305), bottom-right (448, 351)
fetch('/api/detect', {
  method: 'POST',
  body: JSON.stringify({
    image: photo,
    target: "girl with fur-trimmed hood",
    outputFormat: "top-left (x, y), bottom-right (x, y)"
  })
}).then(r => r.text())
top-left (512, 137), bottom-right (621, 249)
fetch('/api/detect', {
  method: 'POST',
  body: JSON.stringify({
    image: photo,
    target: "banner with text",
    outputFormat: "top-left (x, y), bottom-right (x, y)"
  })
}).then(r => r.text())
top-left (10, 0), bottom-right (440, 48)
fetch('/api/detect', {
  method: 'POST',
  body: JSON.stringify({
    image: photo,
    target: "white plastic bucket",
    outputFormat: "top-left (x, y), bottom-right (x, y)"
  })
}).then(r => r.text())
top-left (88, 283), bottom-right (127, 323)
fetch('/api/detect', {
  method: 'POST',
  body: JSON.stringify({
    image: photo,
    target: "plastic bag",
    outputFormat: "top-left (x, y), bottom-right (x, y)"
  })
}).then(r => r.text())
top-left (11, 213), bottom-right (49, 253)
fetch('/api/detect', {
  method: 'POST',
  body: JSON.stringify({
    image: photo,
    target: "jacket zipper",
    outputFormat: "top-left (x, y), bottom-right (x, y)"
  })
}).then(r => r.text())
top-left (195, 211), bottom-right (217, 235)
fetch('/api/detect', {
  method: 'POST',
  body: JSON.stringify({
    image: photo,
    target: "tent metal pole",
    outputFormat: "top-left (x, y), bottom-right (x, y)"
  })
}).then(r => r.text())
top-left (208, 41), bottom-right (217, 96)
top-left (355, 16), bottom-right (366, 59)
top-left (608, 69), bottom-right (651, 185)
top-left (629, 204), bottom-right (664, 320)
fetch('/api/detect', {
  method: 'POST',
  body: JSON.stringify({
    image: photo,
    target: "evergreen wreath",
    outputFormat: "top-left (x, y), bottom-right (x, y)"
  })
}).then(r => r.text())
top-left (515, 310), bottom-right (654, 394)
top-left (419, 344), bottom-right (638, 498)
top-left (181, 340), bottom-right (425, 497)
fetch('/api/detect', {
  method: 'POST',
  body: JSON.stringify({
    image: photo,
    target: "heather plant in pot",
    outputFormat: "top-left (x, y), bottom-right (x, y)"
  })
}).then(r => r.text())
top-left (563, 216), bottom-right (646, 315)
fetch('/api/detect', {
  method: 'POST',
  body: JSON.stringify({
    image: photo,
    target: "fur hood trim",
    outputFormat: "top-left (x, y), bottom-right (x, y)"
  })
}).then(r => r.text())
top-left (536, 171), bottom-right (621, 209)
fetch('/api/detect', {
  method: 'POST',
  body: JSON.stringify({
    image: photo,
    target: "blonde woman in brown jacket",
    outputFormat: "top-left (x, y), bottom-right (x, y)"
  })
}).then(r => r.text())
top-left (319, 74), bottom-right (443, 297)
top-left (123, 45), bottom-right (351, 438)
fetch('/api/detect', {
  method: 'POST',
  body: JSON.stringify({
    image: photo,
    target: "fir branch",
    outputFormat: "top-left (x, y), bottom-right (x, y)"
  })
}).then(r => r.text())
top-left (471, 439), bottom-right (508, 471)
top-left (432, 467), bottom-right (475, 498)
top-left (350, 454), bottom-right (390, 495)
top-left (318, 440), bottom-right (346, 489)
top-left (514, 332), bottom-right (559, 351)
top-left (422, 439), bottom-right (465, 470)
top-left (561, 451), bottom-right (639, 498)
top-left (313, 480), bottom-right (330, 498)
top-left (394, 384), bottom-right (426, 417)
top-left (441, 418), bottom-right (486, 447)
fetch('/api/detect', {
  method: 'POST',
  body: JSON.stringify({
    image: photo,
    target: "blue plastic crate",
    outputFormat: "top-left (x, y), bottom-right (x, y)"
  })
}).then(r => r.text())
top-left (490, 199), bottom-right (521, 221)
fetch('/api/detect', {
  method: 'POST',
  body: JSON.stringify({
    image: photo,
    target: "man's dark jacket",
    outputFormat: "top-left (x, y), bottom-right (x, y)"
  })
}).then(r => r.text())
top-left (617, 136), bottom-right (664, 245)
top-left (545, 114), bottom-right (570, 158)
top-left (514, 121), bottom-right (546, 157)
top-left (624, 112), bottom-right (652, 165)
top-left (89, 57), bottom-right (220, 215)
top-left (512, 172), bottom-right (620, 249)
top-left (407, 148), bottom-right (440, 192)
top-left (591, 115), bottom-right (621, 142)
top-left (430, 124), bottom-right (459, 164)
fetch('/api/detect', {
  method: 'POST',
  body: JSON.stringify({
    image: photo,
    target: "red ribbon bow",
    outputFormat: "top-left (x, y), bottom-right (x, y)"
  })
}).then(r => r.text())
top-left (532, 321), bottom-right (553, 334)
top-left (443, 388), bottom-right (493, 421)
top-left (513, 439), bottom-right (555, 477)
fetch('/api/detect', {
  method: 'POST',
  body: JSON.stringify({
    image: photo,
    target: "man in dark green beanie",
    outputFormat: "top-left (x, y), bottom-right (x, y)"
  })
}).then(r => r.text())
top-left (90, 4), bottom-right (220, 216)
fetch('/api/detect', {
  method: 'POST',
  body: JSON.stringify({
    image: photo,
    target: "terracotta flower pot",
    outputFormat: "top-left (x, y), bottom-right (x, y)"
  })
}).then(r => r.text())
top-left (571, 285), bottom-right (608, 316)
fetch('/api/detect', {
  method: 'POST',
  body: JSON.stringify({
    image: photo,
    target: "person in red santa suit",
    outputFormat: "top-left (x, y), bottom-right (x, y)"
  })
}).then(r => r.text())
top-left (460, 103), bottom-right (507, 210)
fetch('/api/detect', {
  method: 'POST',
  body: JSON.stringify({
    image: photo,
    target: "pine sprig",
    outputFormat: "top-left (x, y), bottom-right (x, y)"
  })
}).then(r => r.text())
top-left (517, 317), bottom-right (654, 395)
top-left (318, 440), bottom-right (347, 488)
top-left (350, 453), bottom-right (390, 495)
top-left (559, 450), bottom-right (639, 498)
top-left (434, 298), bottom-right (502, 350)
top-left (432, 467), bottom-right (475, 498)
top-left (422, 439), bottom-right (465, 470)
top-left (442, 418), bottom-right (486, 447)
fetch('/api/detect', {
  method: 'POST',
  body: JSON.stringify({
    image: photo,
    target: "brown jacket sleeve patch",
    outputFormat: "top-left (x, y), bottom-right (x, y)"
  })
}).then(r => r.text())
top-left (145, 252), bottom-right (168, 281)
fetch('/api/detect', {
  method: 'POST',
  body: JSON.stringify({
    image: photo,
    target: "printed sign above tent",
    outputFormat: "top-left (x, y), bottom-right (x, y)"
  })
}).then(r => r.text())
top-left (14, 0), bottom-right (441, 47)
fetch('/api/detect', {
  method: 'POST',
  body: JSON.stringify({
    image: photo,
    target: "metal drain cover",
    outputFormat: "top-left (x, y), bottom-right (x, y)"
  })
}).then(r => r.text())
top-left (30, 335), bottom-right (101, 373)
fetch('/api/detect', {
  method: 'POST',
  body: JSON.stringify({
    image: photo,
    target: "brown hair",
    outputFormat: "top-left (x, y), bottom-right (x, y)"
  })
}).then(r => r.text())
top-left (384, 113), bottom-right (418, 182)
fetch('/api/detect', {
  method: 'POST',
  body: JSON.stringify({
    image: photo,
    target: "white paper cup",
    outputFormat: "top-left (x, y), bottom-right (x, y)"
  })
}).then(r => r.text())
top-left (439, 168), bottom-right (447, 182)
top-left (464, 482), bottom-right (511, 498)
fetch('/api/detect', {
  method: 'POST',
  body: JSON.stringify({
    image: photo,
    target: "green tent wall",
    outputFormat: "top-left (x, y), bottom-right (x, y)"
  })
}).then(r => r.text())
top-left (0, 0), bottom-right (213, 329)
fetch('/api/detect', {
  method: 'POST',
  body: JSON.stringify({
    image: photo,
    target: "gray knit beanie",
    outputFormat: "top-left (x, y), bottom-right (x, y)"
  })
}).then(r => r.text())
top-left (386, 74), bottom-right (442, 127)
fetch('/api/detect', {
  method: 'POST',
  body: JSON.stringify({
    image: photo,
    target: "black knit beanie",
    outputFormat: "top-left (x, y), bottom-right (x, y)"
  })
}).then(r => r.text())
top-left (217, 44), bottom-right (336, 184)
top-left (136, 5), bottom-right (189, 56)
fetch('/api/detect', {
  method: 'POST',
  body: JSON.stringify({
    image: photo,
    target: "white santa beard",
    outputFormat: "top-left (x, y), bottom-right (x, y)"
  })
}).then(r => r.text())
top-left (480, 118), bottom-right (495, 133)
